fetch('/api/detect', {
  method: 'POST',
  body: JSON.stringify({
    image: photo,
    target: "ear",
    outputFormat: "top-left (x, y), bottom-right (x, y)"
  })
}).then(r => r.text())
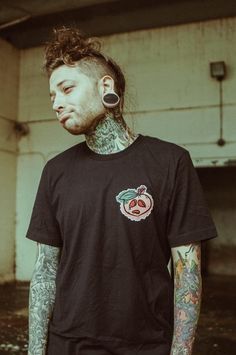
top-left (98, 75), bottom-right (115, 96)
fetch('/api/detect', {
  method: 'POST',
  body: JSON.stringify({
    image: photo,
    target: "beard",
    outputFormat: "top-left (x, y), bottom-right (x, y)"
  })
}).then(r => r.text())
top-left (62, 110), bottom-right (105, 136)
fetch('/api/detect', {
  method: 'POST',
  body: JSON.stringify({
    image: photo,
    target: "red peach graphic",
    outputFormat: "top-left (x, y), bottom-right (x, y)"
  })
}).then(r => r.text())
top-left (116, 185), bottom-right (154, 222)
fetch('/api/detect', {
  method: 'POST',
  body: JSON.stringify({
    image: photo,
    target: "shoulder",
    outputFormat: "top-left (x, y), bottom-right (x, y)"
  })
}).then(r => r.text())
top-left (141, 135), bottom-right (189, 163)
top-left (45, 141), bottom-right (85, 172)
top-left (39, 142), bottom-right (86, 185)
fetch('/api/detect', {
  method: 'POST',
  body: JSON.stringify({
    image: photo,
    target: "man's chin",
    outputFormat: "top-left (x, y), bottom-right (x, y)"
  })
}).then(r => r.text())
top-left (64, 126), bottom-right (87, 136)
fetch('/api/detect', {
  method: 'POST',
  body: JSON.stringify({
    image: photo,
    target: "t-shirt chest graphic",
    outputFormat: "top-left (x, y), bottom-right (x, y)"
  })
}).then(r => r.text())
top-left (116, 185), bottom-right (154, 222)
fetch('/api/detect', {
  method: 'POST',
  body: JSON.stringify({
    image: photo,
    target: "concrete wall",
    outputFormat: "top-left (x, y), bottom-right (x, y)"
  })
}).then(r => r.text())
top-left (0, 38), bottom-right (19, 282)
top-left (15, 17), bottom-right (236, 279)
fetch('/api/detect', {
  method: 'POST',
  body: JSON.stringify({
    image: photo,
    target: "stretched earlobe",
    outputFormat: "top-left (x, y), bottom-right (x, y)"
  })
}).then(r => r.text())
top-left (100, 75), bottom-right (120, 108)
top-left (102, 91), bottom-right (120, 108)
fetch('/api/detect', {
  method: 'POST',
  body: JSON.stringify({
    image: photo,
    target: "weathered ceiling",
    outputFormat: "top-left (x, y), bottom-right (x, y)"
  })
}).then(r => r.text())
top-left (0, 0), bottom-right (236, 49)
top-left (0, 0), bottom-right (116, 25)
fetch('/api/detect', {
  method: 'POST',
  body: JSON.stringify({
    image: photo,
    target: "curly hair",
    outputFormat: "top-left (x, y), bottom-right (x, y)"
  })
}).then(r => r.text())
top-left (44, 27), bottom-right (126, 101)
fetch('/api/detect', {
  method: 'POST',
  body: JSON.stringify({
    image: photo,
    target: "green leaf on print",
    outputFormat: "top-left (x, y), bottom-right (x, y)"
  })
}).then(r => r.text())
top-left (116, 190), bottom-right (137, 204)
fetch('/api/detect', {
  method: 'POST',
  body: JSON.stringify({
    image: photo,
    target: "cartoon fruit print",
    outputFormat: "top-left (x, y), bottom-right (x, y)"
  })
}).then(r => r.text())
top-left (116, 185), bottom-right (154, 222)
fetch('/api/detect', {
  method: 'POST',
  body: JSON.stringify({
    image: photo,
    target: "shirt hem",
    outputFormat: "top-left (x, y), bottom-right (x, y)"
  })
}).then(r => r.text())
top-left (49, 327), bottom-right (170, 346)
top-left (168, 226), bottom-right (218, 248)
top-left (26, 231), bottom-right (63, 247)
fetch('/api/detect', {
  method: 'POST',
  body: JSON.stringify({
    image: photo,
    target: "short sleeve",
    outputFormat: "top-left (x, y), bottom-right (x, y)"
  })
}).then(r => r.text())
top-left (167, 151), bottom-right (217, 247)
top-left (26, 164), bottom-right (62, 247)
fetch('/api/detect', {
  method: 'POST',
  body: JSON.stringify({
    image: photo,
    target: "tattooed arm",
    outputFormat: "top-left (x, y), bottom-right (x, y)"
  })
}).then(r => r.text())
top-left (170, 242), bottom-right (202, 355)
top-left (28, 243), bottom-right (61, 355)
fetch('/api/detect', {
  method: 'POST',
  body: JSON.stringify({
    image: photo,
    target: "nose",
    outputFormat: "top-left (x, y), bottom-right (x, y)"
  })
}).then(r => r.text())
top-left (52, 94), bottom-right (65, 113)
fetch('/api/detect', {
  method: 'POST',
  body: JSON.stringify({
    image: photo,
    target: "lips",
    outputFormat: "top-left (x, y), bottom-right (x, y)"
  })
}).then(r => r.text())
top-left (58, 112), bottom-right (72, 124)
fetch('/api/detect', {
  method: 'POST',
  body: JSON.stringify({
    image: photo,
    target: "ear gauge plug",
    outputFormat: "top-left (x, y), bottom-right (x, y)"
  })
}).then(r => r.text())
top-left (102, 91), bottom-right (120, 108)
top-left (101, 76), bottom-right (120, 108)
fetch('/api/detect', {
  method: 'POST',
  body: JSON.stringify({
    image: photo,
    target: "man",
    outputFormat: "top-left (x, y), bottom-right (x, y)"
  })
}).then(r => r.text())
top-left (27, 27), bottom-right (217, 355)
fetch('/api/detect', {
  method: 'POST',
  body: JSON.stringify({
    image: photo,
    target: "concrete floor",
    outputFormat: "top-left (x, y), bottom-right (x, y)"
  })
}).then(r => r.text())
top-left (0, 275), bottom-right (235, 354)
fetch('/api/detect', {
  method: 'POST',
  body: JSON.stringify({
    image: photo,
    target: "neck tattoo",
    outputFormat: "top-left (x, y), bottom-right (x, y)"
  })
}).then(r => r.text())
top-left (85, 111), bottom-right (138, 155)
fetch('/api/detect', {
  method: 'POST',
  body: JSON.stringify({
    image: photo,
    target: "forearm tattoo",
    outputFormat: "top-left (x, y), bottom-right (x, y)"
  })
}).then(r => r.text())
top-left (170, 243), bottom-right (202, 355)
top-left (28, 244), bottom-right (61, 355)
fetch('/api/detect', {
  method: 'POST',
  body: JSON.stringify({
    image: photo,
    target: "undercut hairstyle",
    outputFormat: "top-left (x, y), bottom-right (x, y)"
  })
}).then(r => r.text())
top-left (44, 27), bottom-right (126, 103)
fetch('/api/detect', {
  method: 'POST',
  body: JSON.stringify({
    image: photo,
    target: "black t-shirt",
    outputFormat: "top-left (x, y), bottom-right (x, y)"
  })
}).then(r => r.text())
top-left (26, 134), bottom-right (217, 355)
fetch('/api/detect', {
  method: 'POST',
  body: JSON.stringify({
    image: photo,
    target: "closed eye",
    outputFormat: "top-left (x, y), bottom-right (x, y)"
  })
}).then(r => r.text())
top-left (63, 86), bottom-right (74, 94)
